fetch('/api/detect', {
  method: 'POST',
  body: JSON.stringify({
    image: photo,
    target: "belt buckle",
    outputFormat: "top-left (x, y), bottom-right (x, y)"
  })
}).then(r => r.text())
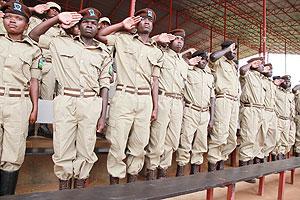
top-left (135, 87), bottom-right (138, 94)
top-left (80, 88), bottom-right (84, 97)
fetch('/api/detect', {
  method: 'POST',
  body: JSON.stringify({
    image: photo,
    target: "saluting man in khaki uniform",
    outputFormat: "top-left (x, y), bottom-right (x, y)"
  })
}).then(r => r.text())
top-left (145, 29), bottom-right (188, 180)
top-left (27, 2), bottom-right (62, 138)
top-left (176, 51), bottom-right (215, 176)
top-left (272, 75), bottom-right (294, 160)
top-left (261, 63), bottom-right (277, 161)
top-left (30, 9), bottom-right (111, 189)
top-left (96, 8), bottom-right (163, 184)
top-left (285, 77), bottom-right (296, 155)
top-left (0, 1), bottom-right (41, 195)
top-left (292, 85), bottom-right (300, 157)
top-left (239, 57), bottom-right (265, 168)
top-left (207, 40), bottom-right (239, 171)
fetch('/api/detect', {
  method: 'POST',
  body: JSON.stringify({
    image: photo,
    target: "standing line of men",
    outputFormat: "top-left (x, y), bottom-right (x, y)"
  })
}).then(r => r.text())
top-left (1, 1), bottom-right (300, 196)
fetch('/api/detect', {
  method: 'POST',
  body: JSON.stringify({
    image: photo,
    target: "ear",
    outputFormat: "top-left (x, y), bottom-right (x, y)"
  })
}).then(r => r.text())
top-left (24, 22), bottom-right (29, 31)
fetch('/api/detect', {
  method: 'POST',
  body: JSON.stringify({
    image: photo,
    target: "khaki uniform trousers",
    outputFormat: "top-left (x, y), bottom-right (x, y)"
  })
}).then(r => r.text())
top-left (52, 95), bottom-right (101, 180)
top-left (287, 120), bottom-right (296, 154)
top-left (294, 115), bottom-right (300, 153)
top-left (106, 91), bottom-right (152, 178)
top-left (208, 97), bottom-right (239, 164)
top-left (262, 110), bottom-right (277, 157)
top-left (40, 62), bottom-right (56, 100)
top-left (0, 96), bottom-right (32, 171)
top-left (239, 107), bottom-right (264, 161)
top-left (146, 95), bottom-right (183, 170)
top-left (273, 118), bottom-right (291, 155)
top-left (176, 107), bottom-right (210, 166)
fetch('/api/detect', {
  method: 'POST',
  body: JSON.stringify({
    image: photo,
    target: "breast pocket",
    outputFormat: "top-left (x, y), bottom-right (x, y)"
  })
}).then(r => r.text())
top-left (123, 47), bottom-right (136, 64)
top-left (59, 50), bottom-right (75, 69)
top-left (89, 58), bottom-right (101, 80)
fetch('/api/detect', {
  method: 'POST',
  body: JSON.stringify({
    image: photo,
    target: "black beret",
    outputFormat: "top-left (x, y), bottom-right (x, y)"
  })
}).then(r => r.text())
top-left (221, 40), bottom-right (235, 49)
top-left (191, 50), bottom-right (208, 59)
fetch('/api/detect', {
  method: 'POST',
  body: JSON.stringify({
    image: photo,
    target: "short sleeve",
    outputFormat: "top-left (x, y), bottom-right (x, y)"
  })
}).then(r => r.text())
top-left (38, 34), bottom-right (53, 49)
top-left (106, 33), bottom-right (119, 46)
top-left (100, 54), bottom-right (113, 89)
top-left (150, 48), bottom-right (164, 66)
top-left (30, 48), bottom-right (42, 80)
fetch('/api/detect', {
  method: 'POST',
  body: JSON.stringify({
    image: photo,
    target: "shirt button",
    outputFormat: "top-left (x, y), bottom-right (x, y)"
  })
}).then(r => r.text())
top-left (8, 54), bottom-right (12, 57)
top-left (80, 60), bottom-right (83, 63)
top-left (4, 67), bottom-right (7, 70)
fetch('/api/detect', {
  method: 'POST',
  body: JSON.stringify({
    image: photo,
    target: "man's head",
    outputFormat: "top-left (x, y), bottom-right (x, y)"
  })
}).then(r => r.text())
top-left (221, 40), bottom-right (236, 60)
top-left (78, 8), bottom-right (101, 38)
top-left (134, 8), bottom-right (156, 34)
top-left (191, 50), bottom-right (208, 69)
top-left (247, 57), bottom-right (264, 72)
top-left (45, 2), bottom-right (61, 19)
top-left (280, 75), bottom-right (291, 89)
top-left (2, 0), bottom-right (30, 34)
top-left (262, 63), bottom-right (273, 77)
top-left (98, 17), bottom-right (110, 30)
top-left (169, 29), bottom-right (185, 53)
top-left (68, 23), bottom-right (80, 36)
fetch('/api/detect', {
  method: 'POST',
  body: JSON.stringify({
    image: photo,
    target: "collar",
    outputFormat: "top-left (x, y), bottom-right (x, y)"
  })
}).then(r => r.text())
top-left (251, 70), bottom-right (264, 77)
top-left (0, 33), bottom-right (34, 46)
top-left (191, 65), bottom-right (209, 73)
top-left (73, 36), bottom-right (104, 50)
top-left (133, 33), bottom-right (156, 46)
top-left (166, 48), bottom-right (180, 58)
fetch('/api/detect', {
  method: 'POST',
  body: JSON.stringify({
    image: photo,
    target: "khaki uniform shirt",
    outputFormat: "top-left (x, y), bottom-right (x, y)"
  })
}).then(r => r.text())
top-left (0, 33), bottom-right (42, 88)
top-left (39, 34), bottom-right (111, 94)
top-left (209, 56), bottom-right (239, 97)
top-left (184, 66), bottom-right (215, 108)
top-left (106, 32), bottom-right (163, 88)
top-left (262, 76), bottom-right (276, 109)
top-left (275, 87), bottom-right (294, 118)
top-left (159, 48), bottom-right (188, 94)
top-left (240, 70), bottom-right (265, 105)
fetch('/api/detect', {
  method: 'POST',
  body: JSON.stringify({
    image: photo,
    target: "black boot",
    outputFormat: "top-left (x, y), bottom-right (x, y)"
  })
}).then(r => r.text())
top-left (0, 170), bottom-right (19, 196)
top-left (58, 179), bottom-right (72, 190)
top-left (176, 165), bottom-right (185, 177)
top-left (190, 164), bottom-right (200, 175)
top-left (217, 160), bottom-right (225, 170)
top-left (157, 167), bottom-right (167, 179)
top-left (295, 152), bottom-right (300, 157)
top-left (109, 175), bottom-right (119, 185)
top-left (74, 178), bottom-right (87, 189)
top-left (37, 124), bottom-right (53, 138)
top-left (208, 162), bottom-right (217, 172)
top-left (271, 154), bottom-right (277, 161)
top-left (146, 169), bottom-right (157, 180)
top-left (253, 157), bottom-right (261, 164)
top-left (239, 160), bottom-right (247, 167)
top-left (127, 174), bottom-right (138, 183)
top-left (27, 124), bottom-right (35, 138)
top-left (277, 153), bottom-right (285, 160)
